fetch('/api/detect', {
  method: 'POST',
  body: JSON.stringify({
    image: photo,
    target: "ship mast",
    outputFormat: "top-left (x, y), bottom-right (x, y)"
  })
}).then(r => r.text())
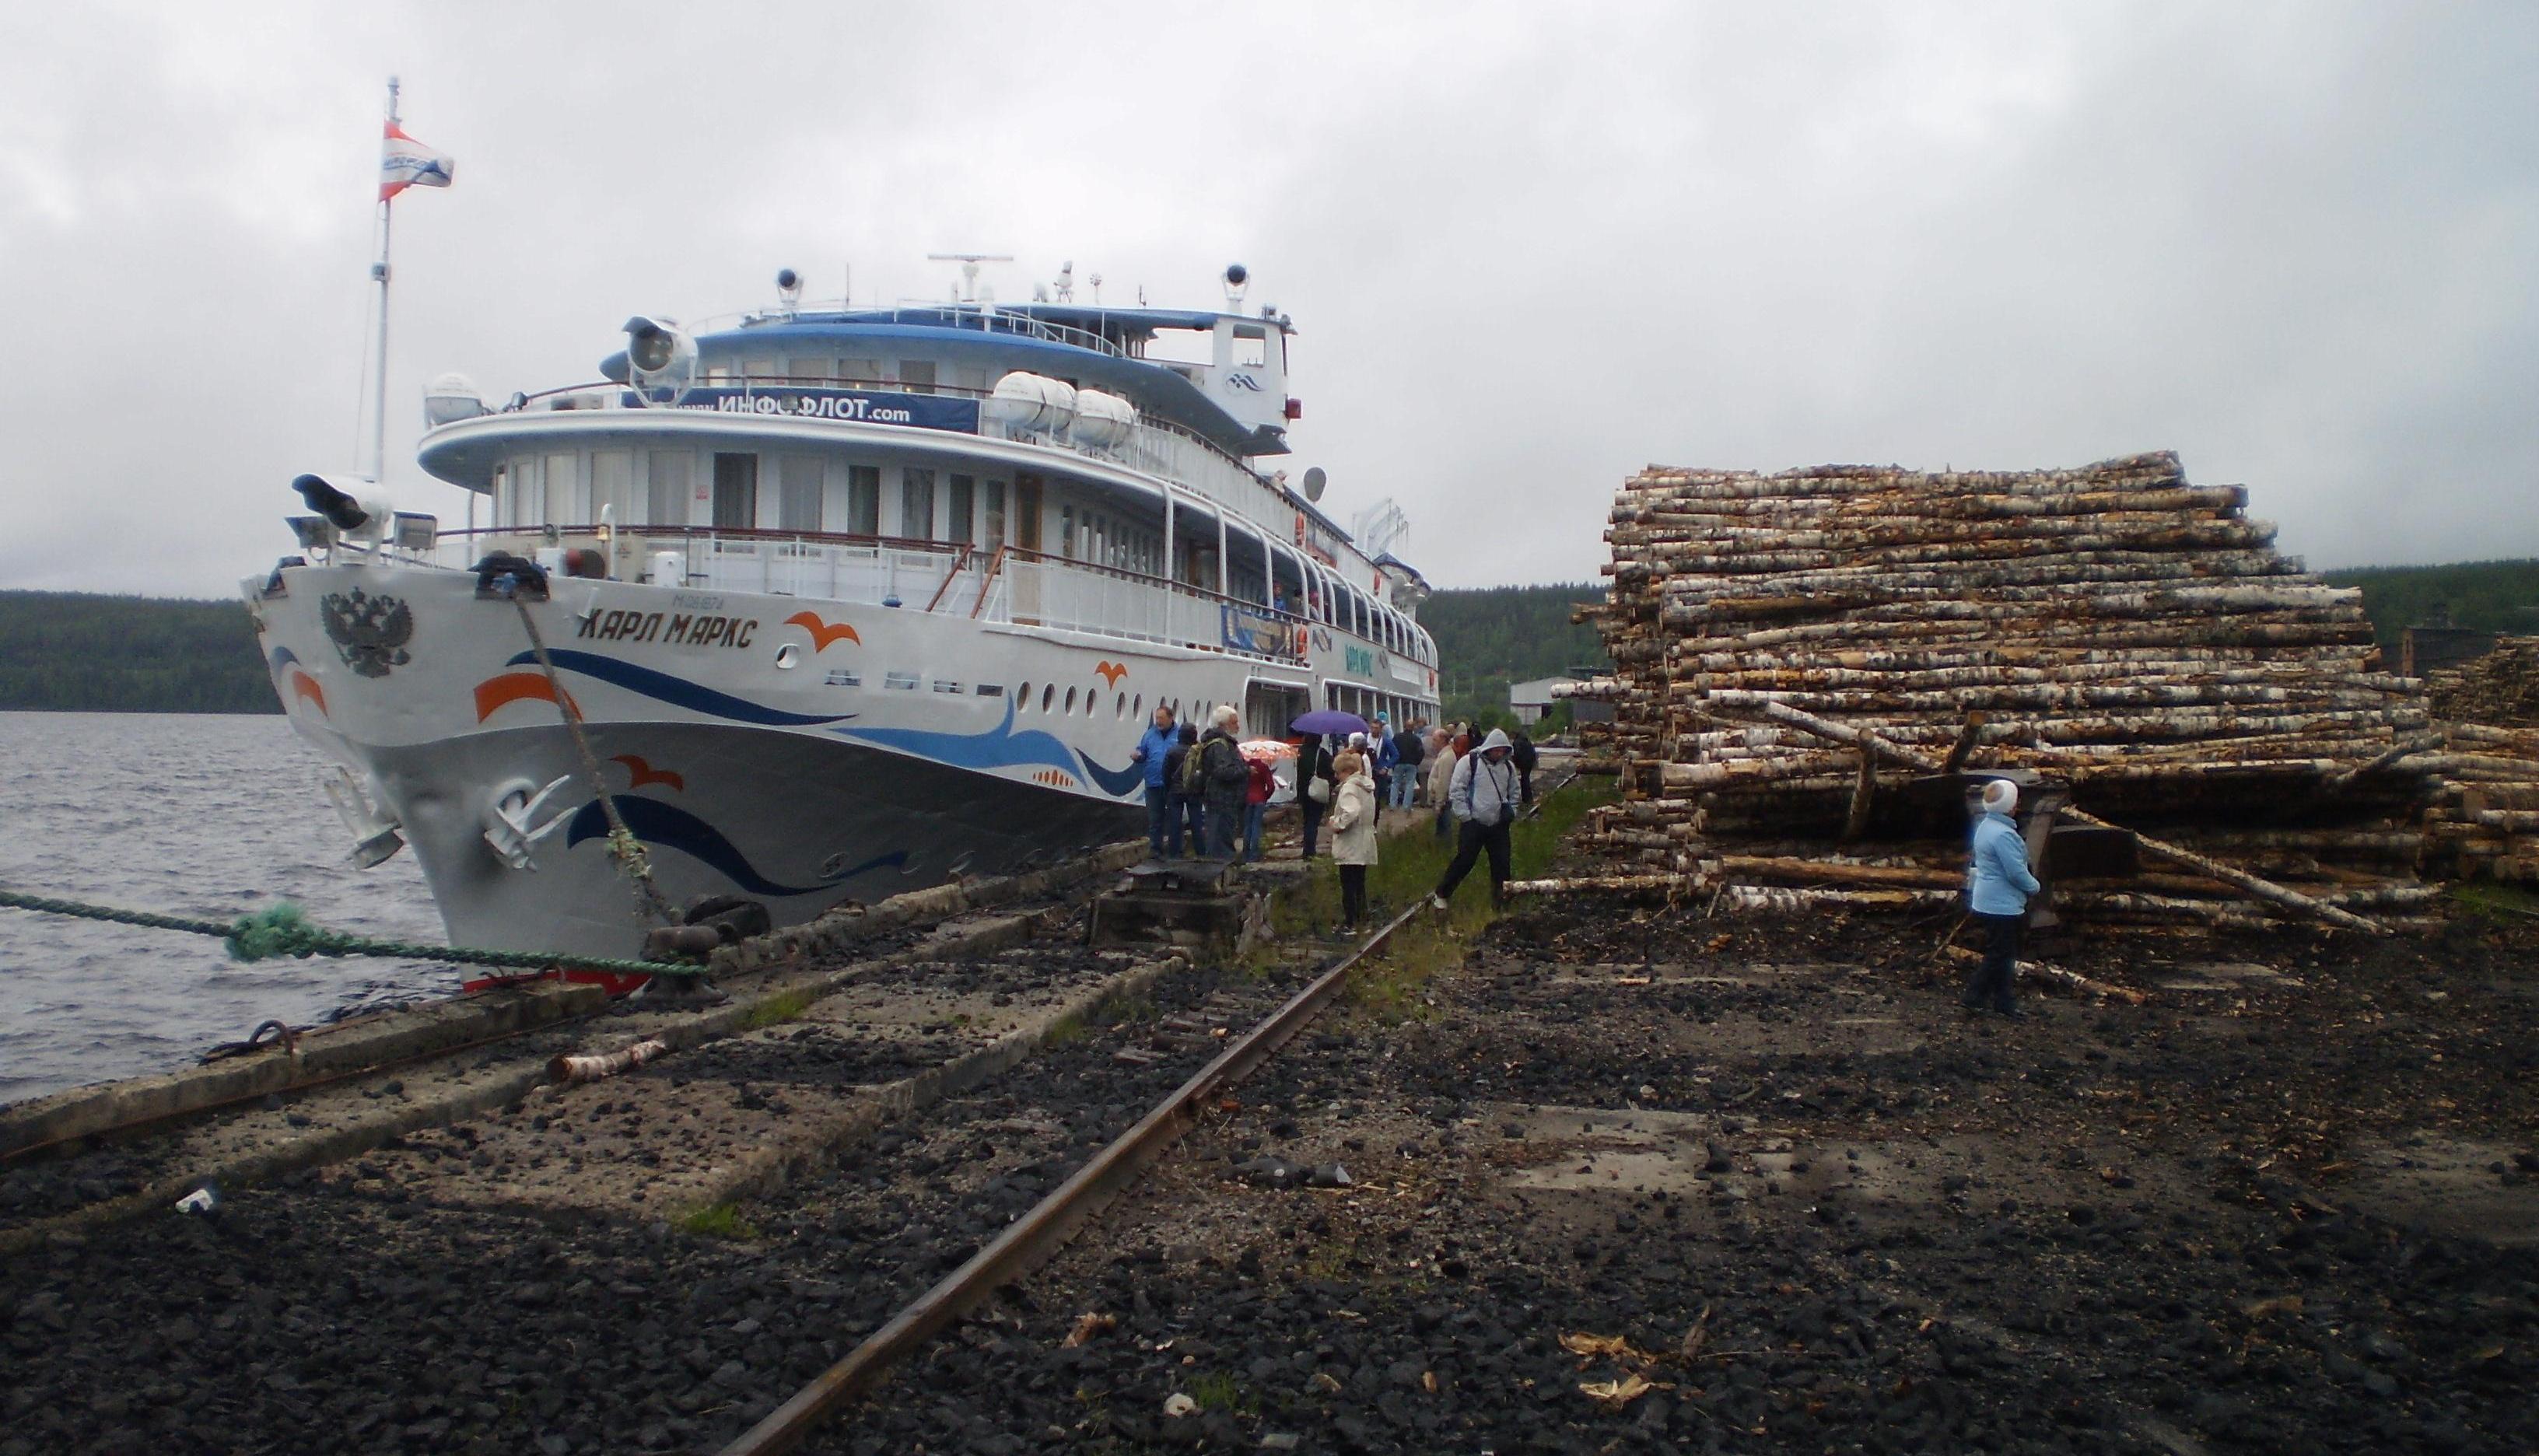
top-left (369, 75), bottom-right (399, 484)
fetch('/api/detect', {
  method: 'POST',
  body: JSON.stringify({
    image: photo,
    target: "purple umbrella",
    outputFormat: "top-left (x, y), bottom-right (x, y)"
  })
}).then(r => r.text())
top-left (1291, 709), bottom-right (1368, 737)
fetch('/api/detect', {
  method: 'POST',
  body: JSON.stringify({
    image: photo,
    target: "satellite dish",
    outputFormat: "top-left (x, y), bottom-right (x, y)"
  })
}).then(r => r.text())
top-left (1301, 467), bottom-right (1327, 502)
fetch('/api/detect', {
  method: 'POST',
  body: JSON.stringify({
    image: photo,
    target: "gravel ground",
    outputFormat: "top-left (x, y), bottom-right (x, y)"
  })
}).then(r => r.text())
top-left (828, 898), bottom-right (2539, 1454)
top-left (0, 924), bottom-right (1336, 1455)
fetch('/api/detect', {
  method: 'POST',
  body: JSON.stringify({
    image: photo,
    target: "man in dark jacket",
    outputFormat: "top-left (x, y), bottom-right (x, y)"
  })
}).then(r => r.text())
top-left (1510, 726), bottom-right (1539, 806)
top-left (1390, 719), bottom-right (1424, 810)
top-left (1294, 732), bottom-right (1335, 859)
top-left (1199, 705), bottom-right (1252, 859)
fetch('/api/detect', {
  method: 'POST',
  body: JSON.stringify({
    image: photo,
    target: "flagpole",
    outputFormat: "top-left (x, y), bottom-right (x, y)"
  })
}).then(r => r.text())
top-left (369, 75), bottom-right (399, 484)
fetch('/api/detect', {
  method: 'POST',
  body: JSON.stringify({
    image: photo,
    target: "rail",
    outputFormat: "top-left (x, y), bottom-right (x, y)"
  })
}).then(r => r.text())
top-left (716, 897), bottom-right (1429, 1456)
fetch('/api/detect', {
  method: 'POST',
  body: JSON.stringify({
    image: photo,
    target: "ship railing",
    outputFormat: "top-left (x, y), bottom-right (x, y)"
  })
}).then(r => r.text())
top-left (488, 378), bottom-right (1286, 535)
top-left (428, 525), bottom-right (1311, 666)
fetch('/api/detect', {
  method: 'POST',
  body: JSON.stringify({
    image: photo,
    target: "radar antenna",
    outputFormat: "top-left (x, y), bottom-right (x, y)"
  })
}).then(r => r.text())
top-left (926, 252), bottom-right (1013, 303)
top-left (1351, 498), bottom-right (1410, 561)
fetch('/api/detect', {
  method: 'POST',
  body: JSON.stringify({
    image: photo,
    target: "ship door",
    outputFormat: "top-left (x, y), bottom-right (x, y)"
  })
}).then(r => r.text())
top-left (1245, 681), bottom-right (1309, 741)
top-left (1010, 474), bottom-right (1045, 622)
top-left (1013, 474), bottom-right (1043, 551)
top-left (712, 453), bottom-right (758, 530)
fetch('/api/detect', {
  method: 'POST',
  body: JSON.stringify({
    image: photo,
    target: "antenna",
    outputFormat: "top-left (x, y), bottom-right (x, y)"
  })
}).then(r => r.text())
top-left (925, 252), bottom-right (1013, 303)
top-left (1351, 498), bottom-right (1410, 561)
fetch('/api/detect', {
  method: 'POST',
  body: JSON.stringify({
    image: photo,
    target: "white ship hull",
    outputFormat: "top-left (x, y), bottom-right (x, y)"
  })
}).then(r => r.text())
top-left (249, 562), bottom-right (1282, 957)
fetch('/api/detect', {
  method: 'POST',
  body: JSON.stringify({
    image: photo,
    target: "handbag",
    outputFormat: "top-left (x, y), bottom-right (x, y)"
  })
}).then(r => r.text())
top-left (1306, 775), bottom-right (1332, 805)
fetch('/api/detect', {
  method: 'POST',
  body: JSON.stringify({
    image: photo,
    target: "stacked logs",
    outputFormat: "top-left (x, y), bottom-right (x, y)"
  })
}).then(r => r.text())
top-left (1562, 452), bottom-right (2539, 929)
top-left (2426, 637), bottom-right (2539, 729)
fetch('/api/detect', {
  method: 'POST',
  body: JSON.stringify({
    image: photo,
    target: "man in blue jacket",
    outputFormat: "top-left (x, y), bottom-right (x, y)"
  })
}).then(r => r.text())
top-left (1129, 705), bottom-right (1179, 858)
top-left (1964, 778), bottom-right (2042, 1016)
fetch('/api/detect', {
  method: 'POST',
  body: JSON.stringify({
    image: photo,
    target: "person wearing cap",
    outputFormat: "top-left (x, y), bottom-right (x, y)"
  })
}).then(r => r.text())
top-left (1964, 779), bottom-right (2042, 1016)
top-left (1431, 728), bottom-right (1522, 912)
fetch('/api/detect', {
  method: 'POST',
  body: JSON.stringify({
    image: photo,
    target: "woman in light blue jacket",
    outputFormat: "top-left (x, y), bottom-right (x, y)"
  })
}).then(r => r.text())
top-left (1964, 779), bottom-right (2042, 1016)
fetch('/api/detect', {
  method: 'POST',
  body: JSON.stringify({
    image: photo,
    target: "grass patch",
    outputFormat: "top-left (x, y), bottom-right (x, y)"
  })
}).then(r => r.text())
top-left (1185, 1370), bottom-right (1251, 1413)
top-left (673, 1202), bottom-right (761, 1240)
top-left (2450, 880), bottom-right (2539, 921)
top-left (744, 986), bottom-right (815, 1029)
top-left (1041, 1011), bottom-right (1089, 1046)
top-left (1256, 776), bottom-right (1614, 1021)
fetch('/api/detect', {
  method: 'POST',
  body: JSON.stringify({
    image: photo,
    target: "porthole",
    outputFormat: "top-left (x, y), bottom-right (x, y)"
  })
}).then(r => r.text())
top-left (774, 643), bottom-right (801, 670)
top-left (1065, 686), bottom-right (1077, 713)
top-left (1133, 694), bottom-right (1143, 717)
top-left (1018, 681), bottom-right (1032, 709)
top-left (1115, 691), bottom-right (1126, 719)
top-left (1042, 684), bottom-right (1055, 712)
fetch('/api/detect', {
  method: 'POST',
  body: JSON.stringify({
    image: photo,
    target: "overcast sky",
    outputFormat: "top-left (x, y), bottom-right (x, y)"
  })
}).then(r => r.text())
top-left (2, 2), bottom-right (2532, 599)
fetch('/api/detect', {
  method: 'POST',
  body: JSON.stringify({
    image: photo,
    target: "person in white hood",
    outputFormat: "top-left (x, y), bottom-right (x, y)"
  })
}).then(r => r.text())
top-left (1430, 728), bottom-right (1522, 911)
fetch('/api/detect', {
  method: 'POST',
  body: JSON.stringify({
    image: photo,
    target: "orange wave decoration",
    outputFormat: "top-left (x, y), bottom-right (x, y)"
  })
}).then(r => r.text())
top-left (609, 754), bottom-right (685, 793)
top-left (288, 670), bottom-right (327, 716)
top-left (785, 611), bottom-right (862, 651)
top-left (473, 672), bottom-right (580, 723)
top-left (1094, 660), bottom-right (1128, 688)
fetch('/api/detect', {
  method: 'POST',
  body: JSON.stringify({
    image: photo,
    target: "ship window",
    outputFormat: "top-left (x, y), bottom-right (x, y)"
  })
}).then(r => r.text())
top-left (593, 451), bottom-right (635, 530)
top-left (898, 359), bottom-right (936, 394)
top-left (1042, 684), bottom-right (1055, 712)
top-left (977, 684), bottom-right (1004, 698)
top-left (491, 463), bottom-right (512, 527)
top-left (947, 474), bottom-right (975, 546)
top-left (647, 451), bottom-right (692, 527)
top-left (825, 668), bottom-right (860, 688)
top-left (788, 357), bottom-right (828, 383)
top-left (705, 361), bottom-right (736, 384)
top-left (1133, 694), bottom-right (1142, 717)
top-left (848, 465), bottom-right (881, 535)
top-left (779, 455), bottom-right (824, 531)
top-left (884, 671), bottom-right (919, 691)
top-left (900, 468), bottom-right (936, 541)
top-left (839, 357), bottom-right (884, 384)
top-left (1115, 691), bottom-right (1126, 719)
top-left (1059, 506), bottom-right (1075, 560)
top-left (544, 452), bottom-right (578, 524)
top-left (1233, 325), bottom-right (1268, 368)
top-left (742, 356), bottom-right (777, 381)
top-left (933, 680), bottom-right (961, 694)
top-left (711, 453), bottom-right (758, 530)
top-left (1064, 686), bottom-right (1077, 714)
top-left (1017, 681), bottom-right (1032, 708)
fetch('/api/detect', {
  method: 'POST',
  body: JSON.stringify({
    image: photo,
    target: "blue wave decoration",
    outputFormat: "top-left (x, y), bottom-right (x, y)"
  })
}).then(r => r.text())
top-left (506, 649), bottom-right (854, 727)
top-left (268, 646), bottom-right (303, 673)
top-left (566, 796), bottom-right (835, 898)
top-left (836, 699), bottom-right (1134, 796)
top-left (1073, 748), bottom-right (1146, 796)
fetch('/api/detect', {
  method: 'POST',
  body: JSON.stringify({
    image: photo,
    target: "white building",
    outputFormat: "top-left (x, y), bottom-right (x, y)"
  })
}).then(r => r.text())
top-left (1508, 676), bottom-right (1582, 725)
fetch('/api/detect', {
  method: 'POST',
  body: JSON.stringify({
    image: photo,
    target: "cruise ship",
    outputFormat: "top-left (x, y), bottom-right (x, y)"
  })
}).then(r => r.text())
top-left (246, 261), bottom-right (1441, 958)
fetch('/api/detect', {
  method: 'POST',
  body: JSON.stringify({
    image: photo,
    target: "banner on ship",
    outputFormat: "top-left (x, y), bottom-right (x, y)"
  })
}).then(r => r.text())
top-left (1220, 603), bottom-right (1298, 659)
top-left (625, 387), bottom-right (980, 434)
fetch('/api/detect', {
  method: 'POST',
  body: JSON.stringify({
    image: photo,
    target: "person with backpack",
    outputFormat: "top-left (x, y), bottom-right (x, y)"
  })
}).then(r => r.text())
top-left (1510, 726), bottom-right (1539, 806)
top-left (1390, 718), bottom-right (1425, 810)
top-left (1294, 732), bottom-right (1336, 859)
top-left (1329, 746), bottom-right (1379, 933)
top-left (1129, 704), bottom-right (1179, 858)
top-left (1963, 778), bottom-right (2042, 1017)
top-left (1199, 705), bottom-right (1252, 859)
top-left (1165, 721), bottom-right (1205, 857)
top-left (1431, 728), bottom-right (1522, 912)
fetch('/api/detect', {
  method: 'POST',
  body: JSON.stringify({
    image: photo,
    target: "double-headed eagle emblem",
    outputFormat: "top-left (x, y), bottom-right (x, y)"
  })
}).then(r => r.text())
top-left (320, 588), bottom-right (415, 677)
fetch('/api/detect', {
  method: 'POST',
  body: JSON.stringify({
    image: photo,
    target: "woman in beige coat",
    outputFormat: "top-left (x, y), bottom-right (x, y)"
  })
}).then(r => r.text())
top-left (1329, 748), bottom-right (1379, 932)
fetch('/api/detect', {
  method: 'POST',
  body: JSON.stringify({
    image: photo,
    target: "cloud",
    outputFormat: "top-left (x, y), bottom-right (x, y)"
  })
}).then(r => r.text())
top-left (0, 2), bottom-right (2530, 597)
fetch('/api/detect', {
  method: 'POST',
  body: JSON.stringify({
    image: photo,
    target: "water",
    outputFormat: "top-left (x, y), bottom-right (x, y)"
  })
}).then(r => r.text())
top-left (0, 712), bottom-right (449, 1106)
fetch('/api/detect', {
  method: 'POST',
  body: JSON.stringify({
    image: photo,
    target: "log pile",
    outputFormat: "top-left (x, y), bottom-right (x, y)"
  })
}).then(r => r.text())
top-left (1566, 451), bottom-right (2539, 928)
top-left (2425, 636), bottom-right (2539, 729)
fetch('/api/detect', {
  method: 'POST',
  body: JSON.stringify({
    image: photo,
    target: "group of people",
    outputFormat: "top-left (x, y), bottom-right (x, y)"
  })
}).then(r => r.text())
top-left (1132, 702), bottom-right (1548, 929)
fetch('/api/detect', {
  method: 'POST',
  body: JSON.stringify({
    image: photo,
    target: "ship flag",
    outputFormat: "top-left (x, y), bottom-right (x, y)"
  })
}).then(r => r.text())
top-left (378, 121), bottom-right (454, 201)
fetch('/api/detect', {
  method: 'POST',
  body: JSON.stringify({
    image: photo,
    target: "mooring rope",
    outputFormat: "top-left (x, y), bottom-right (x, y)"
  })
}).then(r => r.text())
top-left (505, 590), bottom-right (680, 928)
top-left (0, 890), bottom-right (699, 978)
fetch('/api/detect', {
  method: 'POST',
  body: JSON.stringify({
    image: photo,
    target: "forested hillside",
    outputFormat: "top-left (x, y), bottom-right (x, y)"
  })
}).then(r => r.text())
top-left (1419, 583), bottom-right (1607, 730)
top-left (2321, 559), bottom-right (2539, 649)
top-left (0, 592), bottom-right (275, 713)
